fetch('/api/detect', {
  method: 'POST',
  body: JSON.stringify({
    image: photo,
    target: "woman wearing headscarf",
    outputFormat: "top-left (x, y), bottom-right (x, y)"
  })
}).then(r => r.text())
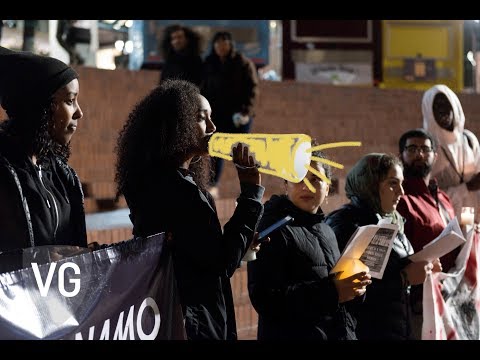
top-left (326, 153), bottom-right (439, 340)
top-left (422, 84), bottom-right (480, 221)
top-left (0, 46), bottom-right (87, 261)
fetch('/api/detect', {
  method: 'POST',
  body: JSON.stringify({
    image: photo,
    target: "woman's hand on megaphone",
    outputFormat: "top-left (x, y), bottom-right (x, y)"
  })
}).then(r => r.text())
top-left (232, 142), bottom-right (260, 185)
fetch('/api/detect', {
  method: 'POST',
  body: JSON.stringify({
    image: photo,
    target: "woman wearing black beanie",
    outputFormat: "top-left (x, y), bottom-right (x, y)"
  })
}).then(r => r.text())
top-left (0, 46), bottom-right (87, 269)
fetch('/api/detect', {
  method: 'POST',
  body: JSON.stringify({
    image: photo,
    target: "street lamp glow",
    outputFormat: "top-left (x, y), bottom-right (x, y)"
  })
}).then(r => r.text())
top-left (115, 40), bottom-right (125, 52)
top-left (124, 40), bottom-right (133, 54)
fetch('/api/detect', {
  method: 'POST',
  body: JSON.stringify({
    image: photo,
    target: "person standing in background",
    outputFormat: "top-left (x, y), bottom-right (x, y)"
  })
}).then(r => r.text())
top-left (201, 31), bottom-right (259, 199)
top-left (397, 128), bottom-right (457, 271)
top-left (158, 24), bottom-right (203, 87)
top-left (422, 84), bottom-right (480, 221)
top-left (396, 128), bottom-right (460, 339)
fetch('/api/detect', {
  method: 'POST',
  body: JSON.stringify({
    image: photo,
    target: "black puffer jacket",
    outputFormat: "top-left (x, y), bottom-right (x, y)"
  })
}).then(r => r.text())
top-left (247, 195), bottom-right (357, 340)
top-left (325, 197), bottom-right (414, 340)
top-left (0, 132), bottom-right (87, 271)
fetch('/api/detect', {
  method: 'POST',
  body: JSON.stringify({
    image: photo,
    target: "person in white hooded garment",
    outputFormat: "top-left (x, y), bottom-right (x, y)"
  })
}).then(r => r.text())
top-left (422, 84), bottom-right (480, 221)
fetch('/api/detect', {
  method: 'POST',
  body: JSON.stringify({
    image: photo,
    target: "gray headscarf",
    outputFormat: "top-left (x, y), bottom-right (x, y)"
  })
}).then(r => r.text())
top-left (345, 153), bottom-right (404, 232)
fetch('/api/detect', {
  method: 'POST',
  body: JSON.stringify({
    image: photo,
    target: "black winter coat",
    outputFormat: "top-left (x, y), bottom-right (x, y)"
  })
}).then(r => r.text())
top-left (124, 169), bottom-right (264, 340)
top-left (201, 51), bottom-right (258, 133)
top-left (325, 197), bottom-right (414, 340)
top-left (247, 195), bottom-right (357, 340)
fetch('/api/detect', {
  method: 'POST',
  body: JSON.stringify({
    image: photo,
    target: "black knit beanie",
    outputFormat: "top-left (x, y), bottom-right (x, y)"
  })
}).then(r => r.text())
top-left (0, 46), bottom-right (78, 117)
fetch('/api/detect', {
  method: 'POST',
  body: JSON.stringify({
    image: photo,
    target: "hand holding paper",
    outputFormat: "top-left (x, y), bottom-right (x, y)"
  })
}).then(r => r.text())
top-left (333, 258), bottom-right (370, 280)
top-left (409, 217), bottom-right (466, 263)
top-left (333, 270), bottom-right (372, 303)
top-left (331, 222), bottom-right (399, 280)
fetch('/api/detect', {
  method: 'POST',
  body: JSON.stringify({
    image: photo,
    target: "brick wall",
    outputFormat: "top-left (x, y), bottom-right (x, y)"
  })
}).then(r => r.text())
top-left (68, 67), bottom-right (159, 212)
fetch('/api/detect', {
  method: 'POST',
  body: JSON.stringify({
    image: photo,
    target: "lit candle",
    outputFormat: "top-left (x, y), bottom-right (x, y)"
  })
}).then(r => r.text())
top-left (461, 207), bottom-right (475, 226)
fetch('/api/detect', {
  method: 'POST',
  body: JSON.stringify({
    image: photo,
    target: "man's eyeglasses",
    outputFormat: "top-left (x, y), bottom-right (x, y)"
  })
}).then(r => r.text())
top-left (404, 145), bottom-right (433, 154)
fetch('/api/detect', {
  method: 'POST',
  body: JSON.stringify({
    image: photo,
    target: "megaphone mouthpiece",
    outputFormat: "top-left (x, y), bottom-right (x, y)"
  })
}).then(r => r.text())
top-left (209, 132), bottom-right (312, 183)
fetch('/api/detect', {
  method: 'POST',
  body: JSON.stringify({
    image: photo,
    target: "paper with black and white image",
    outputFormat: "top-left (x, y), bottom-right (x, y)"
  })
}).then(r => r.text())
top-left (409, 217), bottom-right (466, 263)
top-left (331, 222), bottom-right (399, 280)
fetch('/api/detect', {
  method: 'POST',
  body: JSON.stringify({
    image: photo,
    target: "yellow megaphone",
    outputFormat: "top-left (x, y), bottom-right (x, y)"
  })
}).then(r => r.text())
top-left (208, 132), bottom-right (312, 183)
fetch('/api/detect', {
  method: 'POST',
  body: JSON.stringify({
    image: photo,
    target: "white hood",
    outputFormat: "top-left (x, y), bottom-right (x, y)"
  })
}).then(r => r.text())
top-left (422, 84), bottom-right (465, 145)
top-left (422, 85), bottom-right (480, 221)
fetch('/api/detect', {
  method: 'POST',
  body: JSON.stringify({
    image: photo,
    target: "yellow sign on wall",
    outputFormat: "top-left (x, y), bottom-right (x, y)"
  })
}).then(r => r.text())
top-left (382, 20), bottom-right (464, 92)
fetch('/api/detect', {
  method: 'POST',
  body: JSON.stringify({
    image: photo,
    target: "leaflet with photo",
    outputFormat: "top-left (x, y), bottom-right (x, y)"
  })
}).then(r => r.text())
top-left (331, 221), bottom-right (399, 280)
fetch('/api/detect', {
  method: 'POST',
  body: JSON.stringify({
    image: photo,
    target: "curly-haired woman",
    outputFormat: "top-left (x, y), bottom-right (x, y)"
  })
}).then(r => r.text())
top-left (115, 79), bottom-right (264, 340)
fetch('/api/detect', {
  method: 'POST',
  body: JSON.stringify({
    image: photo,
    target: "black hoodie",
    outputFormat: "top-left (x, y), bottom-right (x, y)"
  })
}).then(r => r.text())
top-left (0, 130), bottom-right (87, 257)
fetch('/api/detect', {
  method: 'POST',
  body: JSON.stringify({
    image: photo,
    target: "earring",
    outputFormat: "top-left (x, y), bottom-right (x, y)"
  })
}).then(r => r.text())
top-left (325, 196), bottom-right (329, 205)
top-left (190, 156), bottom-right (202, 165)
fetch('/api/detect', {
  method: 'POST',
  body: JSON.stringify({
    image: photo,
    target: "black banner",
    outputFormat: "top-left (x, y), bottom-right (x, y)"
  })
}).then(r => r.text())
top-left (0, 233), bottom-right (186, 340)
